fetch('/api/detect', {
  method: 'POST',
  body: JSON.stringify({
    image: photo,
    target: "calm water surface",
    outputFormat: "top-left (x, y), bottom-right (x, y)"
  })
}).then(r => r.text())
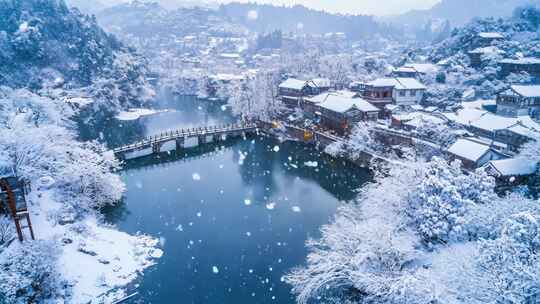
top-left (92, 94), bottom-right (371, 304)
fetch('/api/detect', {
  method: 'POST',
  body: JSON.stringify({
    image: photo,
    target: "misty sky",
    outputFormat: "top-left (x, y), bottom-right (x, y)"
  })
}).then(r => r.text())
top-left (216, 0), bottom-right (442, 16)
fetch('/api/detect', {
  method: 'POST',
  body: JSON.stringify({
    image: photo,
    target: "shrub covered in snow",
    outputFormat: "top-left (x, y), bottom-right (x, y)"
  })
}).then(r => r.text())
top-left (0, 240), bottom-right (68, 303)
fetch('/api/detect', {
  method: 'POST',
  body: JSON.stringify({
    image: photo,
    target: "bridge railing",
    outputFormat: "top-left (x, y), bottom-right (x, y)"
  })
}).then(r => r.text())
top-left (113, 122), bottom-right (258, 153)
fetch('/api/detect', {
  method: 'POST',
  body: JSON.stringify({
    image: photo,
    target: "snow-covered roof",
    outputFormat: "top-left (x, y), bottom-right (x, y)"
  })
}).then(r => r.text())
top-left (316, 93), bottom-right (379, 113)
top-left (506, 124), bottom-right (538, 138)
top-left (211, 73), bottom-right (244, 81)
top-left (219, 53), bottom-right (241, 59)
top-left (403, 113), bottom-right (446, 129)
top-left (500, 57), bottom-right (540, 65)
top-left (469, 46), bottom-right (504, 55)
top-left (279, 78), bottom-right (307, 90)
top-left (470, 113), bottom-right (517, 132)
top-left (511, 85), bottom-right (540, 98)
top-left (478, 32), bottom-right (504, 39)
top-left (367, 77), bottom-right (426, 90)
top-left (485, 158), bottom-right (538, 177)
top-left (395, 63), bottom-right (439, 74)
top-left (442, 108), bottom-right (488, 125)
top-left (448, 138), bottom-right (492, 162)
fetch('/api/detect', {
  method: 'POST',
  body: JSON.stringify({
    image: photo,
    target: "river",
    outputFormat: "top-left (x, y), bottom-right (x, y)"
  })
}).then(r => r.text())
top-left (85, 93), bottom-right (371, 303)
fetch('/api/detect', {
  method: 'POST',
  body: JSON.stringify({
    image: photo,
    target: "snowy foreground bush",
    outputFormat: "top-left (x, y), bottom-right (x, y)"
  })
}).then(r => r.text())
top-left (286, 157), bottom-right (540, 304)
top-left (0, 241), bottom-right (67, 303)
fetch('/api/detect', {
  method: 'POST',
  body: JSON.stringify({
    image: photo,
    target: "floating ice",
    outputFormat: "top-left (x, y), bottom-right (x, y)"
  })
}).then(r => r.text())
top-left (221, 105), bottom-right (227, 111)
top-left (196, 212), bottom-right (202, 217)
top-left (273, 145), bottom-right (280, 152)
top-left (244, 199), bottom-right (252, 206)
top-left (212, 266), bottom-right (219, 274)
top-left (266, 203), bottom-right (276, 210)
top-left (304, 161), bottom-right (318, 168)
top-left (176, 224), bottom-right (183, 232)
top-left (291, 206), bottom-right (301, 213)
top-left (192, 173), bottom-right (201, 181)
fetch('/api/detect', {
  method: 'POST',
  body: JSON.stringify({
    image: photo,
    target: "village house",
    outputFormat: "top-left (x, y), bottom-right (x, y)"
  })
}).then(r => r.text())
top-left (391, 63), bottom-right (439, 79)
top-left (363, 77), bottom-right (426, 108)
top-left (306, 78), bottom-right (332, 95)
top-left (278, 78), bottom-right (310, 108)
top-left (483, 158), bottom-right (538, 185)
top-left (306, 92), bottom-right (379, 134)
top-left (497, 85), bottom-right (540, 118)
top-left (499, 57), bottom-right (540, 77)
top-left (443, 107), bottom-right (540, 152)
top-left (278, 78), bottom-right (332, 108)
top-left (447, 138), bottom-right (507, 169)
top-left (467, 46), bottom-right (504, 68)
top-left (475, 32), bottom-right (505, 47)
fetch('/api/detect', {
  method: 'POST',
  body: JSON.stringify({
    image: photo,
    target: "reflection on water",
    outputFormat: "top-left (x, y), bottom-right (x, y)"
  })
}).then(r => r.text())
top-left (89, 94), bottom-right (371, 304)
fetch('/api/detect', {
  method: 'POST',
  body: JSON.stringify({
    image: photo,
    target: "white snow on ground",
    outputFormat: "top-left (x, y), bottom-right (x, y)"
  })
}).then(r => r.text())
top-left (29, 191), bottom-right (161, 304)
top-left (115, 108), bottom-right (171, 121)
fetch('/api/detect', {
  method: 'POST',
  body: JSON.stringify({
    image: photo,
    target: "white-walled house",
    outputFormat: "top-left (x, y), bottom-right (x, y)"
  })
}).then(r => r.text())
top-left (497, 85), bottom-right (540, 118)
top-left (365, 77), bottom-right (426, 107)
top-left (447, 138), bottom-right (507, 169)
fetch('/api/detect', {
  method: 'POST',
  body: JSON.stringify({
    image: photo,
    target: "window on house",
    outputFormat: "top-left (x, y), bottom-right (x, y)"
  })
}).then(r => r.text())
top-left (399, 90), bottom-right (406, 97)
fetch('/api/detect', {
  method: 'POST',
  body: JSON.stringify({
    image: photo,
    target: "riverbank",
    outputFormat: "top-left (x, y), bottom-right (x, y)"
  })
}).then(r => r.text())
top-left (28, 190), bottom-right (162, 303)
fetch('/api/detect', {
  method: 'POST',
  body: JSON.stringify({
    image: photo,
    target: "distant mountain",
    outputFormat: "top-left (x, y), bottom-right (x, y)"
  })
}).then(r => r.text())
top-left (218, 3), bottom-right (401, 41)
top-left (0, 0), bottom-right (148, 96)
top-left (383, 0), bottom-right (536, 40)
top-left (96, 1), bottom-right (245, 39)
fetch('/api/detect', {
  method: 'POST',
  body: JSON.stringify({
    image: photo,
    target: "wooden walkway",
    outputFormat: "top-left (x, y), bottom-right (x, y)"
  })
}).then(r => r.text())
top-left (112, 122), bottom-right (258, 158)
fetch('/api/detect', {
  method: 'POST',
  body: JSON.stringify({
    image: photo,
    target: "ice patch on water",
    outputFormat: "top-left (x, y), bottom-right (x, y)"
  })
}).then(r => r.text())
top-left (244, 199), bottom-right (252, 206)
top-left (266, 203), bottom-right (276, 210)
top-left (212, 266), bottom-right (219, 274)
top-left (192, 173), bottom-right (201, 181)
top-left (304, 161), bottom-right (318, 168)
top-left (291, 206), bottom-right (301, 213)
top-left (273, 145), bottom-right (280, 152)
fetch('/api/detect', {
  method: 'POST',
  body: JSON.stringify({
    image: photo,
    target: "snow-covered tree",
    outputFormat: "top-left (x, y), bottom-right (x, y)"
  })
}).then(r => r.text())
top-left (286, 162), bottom-right (424, 304)
top-left (0, 88), bottom-right (125, 211)
top-left (407, 158), bottom-right (496, 245)
top-left (325, 123), bottom-right (381, 159)
top-left (0, 215), bottom-right (14, 245)
top-left (228, 71), bottom-right (282, 119)
top-left (0, 240), bottom-right (68, 303)
top-left (476, 212), bottom-right (540, 303)
top-left (520, 133), bottom-right (540, 165)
